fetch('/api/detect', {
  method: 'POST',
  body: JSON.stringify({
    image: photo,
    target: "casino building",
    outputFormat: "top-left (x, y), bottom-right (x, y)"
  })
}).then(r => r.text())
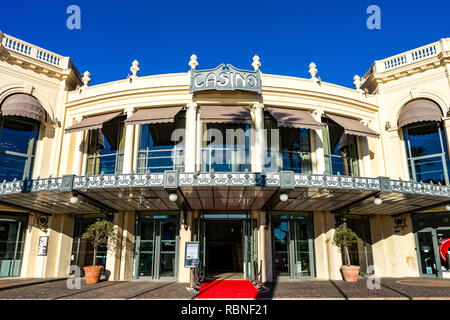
top-left (0, 30), bottom-right (450, 283)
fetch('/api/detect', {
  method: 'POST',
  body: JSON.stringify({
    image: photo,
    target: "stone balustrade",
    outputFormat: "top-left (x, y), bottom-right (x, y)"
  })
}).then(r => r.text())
top-left (1, 32), bottom-right (70, 68)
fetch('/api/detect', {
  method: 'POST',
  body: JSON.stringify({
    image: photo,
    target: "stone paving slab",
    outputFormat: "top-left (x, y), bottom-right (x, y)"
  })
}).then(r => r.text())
top-left (0, 277), bottom-right (449, 300)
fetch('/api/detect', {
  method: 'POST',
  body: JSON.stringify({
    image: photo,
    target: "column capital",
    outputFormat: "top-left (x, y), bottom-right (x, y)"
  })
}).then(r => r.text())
top-left (186, 102), bottom-right (198, 111)
top-left (124, 106), bottom-right (135, 118)
top-left (360, 119), bottom-right (371, 127)
top-left (250, 102), bottom-right (264, 114)
top-left (312, 108), bottom-right (324, 119)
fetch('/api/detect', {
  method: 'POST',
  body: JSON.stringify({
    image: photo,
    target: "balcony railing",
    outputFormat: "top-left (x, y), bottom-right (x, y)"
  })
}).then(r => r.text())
top-left (201, 147), bottom-right (250, 172)
top-left (265, 150), bottom-right (312, 173)
top-left (137, 148), bottom-right (184, 173)
top-left (1, 32), bottom-right (70, 68)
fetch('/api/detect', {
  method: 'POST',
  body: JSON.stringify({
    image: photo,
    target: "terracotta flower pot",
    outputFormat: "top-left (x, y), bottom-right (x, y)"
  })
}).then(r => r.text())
top-left (341, 265), bottom-right (360, 282)
top-left (83, 265), bottom-right (104, 284)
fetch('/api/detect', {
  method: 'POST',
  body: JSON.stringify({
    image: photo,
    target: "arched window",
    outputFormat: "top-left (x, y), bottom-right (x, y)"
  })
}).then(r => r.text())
top-left (86, 116), bottom-right (126, 175)
top-left (0, 94), bottom-right (44, 182)
top-left (400, 99), bottom-right (449, 185)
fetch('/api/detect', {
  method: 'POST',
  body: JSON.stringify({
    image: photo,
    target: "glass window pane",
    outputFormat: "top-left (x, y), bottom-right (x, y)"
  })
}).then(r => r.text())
top-left (413, 156), bottom-right (447, 184)
top-left (406, 122), bottom-right (442, 157)
top-left (97, 155), bottom-right (117, 174)
top-left (0, 117), bottom-right (37, 154)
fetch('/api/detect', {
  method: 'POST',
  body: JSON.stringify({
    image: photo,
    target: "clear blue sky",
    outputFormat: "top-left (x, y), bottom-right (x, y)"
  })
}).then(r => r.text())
top-left (1, 0), bottom-right (449, 88)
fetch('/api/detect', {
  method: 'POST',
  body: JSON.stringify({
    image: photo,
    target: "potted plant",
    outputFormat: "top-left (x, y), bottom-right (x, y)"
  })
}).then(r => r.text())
top-left (333, 226), bottom-right (359, 282)
top-left (81, 219), bottom-right (116, 284)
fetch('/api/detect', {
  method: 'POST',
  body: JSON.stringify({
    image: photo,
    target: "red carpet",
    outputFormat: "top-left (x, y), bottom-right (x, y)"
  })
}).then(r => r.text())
top-left (198, 280), bottom-right (261, 299)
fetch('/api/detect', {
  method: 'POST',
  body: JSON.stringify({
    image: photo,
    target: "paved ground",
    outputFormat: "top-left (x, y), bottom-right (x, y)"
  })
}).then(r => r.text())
top-left (0, 277), bottom-right (450, 299)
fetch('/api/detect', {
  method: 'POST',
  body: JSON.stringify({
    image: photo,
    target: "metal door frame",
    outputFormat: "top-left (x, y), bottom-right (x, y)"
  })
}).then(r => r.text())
top-left (198, 215), bottom-right (255, 280)
top-left (133, 215), bottom-right (179, 279)
top-left (272, 215), bottom-right (315, 279)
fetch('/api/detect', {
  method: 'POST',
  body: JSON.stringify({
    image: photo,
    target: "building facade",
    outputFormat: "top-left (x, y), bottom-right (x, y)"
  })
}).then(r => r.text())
top-left (1, 30), bottom-right (450, 282)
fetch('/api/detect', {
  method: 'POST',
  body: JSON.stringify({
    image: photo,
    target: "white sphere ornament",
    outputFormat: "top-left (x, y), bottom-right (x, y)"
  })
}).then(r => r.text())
top-left (169, 193), bottom-right (178, 202)
top-left (70, 196), bottom-right (79, 204)
top-left (445, 204), bottom-right (450, 211)
top-left (373, 197), bottom-right (382, 205)
top-left (279, 193), bottom-right (289, 202)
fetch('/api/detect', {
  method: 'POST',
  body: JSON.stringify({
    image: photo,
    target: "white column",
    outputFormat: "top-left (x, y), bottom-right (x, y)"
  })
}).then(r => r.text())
top-left (72, 116), bottom-right (84, 175)
top-left (361, 136), bottom-right (373, 177)
top-left (185, 102), bottom-right (198, 172)
top-left (122, 107), bottom-right (135, 174)
top-left (312, 109), bottom-right (325, 174)
top-left (251, 103), bottom-right (265, 172)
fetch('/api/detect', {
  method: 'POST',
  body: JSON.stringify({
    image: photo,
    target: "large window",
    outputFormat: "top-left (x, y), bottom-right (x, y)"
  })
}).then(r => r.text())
top-left (201, 123), bottom-right (251, 172)
top-left (137, 114), bottom-right (185, 173)
top-left (322, 118), bottom-right (359, 176)
top-left (264, 112), bottom-right (312, 173)
top-left (0, 116), bottom-right (39, 182)
top-left (86, 116), bottom-right (125, 175)
top-left (403, 121), bottom-right (450, 185)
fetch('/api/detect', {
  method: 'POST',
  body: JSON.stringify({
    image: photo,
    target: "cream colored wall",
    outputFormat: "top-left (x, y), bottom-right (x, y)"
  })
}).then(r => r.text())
top-left (178, 210), bottom-right (194, 283)
top-left (20, 213), bottom-right (74, 278)
top-left (370, 215), bottom-right (419, 277)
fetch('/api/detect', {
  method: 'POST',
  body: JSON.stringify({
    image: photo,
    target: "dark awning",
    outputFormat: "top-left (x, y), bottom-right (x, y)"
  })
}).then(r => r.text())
top-left (125, 107), bottom-right (183, 125)
top-left (1, 94), bottom-right (46, 123)
top-left (200, 106), bottom-right (251, 123)
top-left (267, 107), bottom-right (324, 130)
top-left (398, 99), bottom-right (442, 128)
top-left (326, 113), bottom-right (379, 138)
top-left (65, 112), bottom-right (121, 133)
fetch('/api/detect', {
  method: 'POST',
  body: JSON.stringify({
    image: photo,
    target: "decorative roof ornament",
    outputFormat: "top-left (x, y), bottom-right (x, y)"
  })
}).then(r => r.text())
top-left (189, 54), bottom-right (199, 70)
top-left (82, 71), bottom-right (91, 87)
top-left (252, 55), bottom-right (261, 71)
top-left (130, 60), bottom-right (140, 80)
top-left (309, 62), bottom-right (318, 81)
top-left (353, 75), bottom-right (362, 91)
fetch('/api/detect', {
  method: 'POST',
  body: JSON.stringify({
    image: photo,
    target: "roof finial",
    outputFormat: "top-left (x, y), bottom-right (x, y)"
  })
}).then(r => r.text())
top-left (130, 60), bottom-right (140, 80)
top-left (252, 55), bottom-right (261, 71)
top-left (353, 75), bottom-right (362, 91)
top-left (309, 62), bottom-right (318, 81)
top-left (82, 71), bottom-right (91, 87)
top-left (189, 54), bottom-right (198, 70)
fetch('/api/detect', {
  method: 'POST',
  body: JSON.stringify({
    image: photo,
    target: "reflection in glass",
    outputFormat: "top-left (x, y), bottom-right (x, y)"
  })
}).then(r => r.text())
top-left (160, 221), bottom-right (176, 277)
top-left (0, 116), bottom-right (39, 182)
top-left (0, 214), bottom-right (27, 277)
top-left (322, 118), bottom-right (359, 176)
top-left (264, 113), bottom-right (312, 173)
top-left (273, 221), bottom-right (290, 277)
top-left (404, 121), bottom-right (450, 185)
top-left (137, 114), bottom-right (185, 173)
top-left (345, 216), bottom-right (373, 275)
top-left (86, 116), bottom-right (125, 175)
top-left (201, 123), bottom-right (250, 172)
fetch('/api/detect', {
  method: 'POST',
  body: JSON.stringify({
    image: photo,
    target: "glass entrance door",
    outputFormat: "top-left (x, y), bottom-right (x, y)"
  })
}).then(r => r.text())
top-left (244, 219), bottom-right (257, 280)
top-left (0, 214), bottom-right (27, 277)
top-left (416, 230), bottom-right (439, 276)
top-left (272, 214), bottom-right (314, 278)
top-left (133, 215), bottom-right (178, 279)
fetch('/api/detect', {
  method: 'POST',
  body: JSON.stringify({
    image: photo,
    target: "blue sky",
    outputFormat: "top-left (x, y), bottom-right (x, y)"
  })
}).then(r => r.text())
top-left (1, 0), bottom-right (449, 88)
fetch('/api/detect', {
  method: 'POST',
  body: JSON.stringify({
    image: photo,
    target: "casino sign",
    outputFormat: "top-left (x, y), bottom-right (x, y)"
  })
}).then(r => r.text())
top-left (190, 64), bottom-right (262, 94)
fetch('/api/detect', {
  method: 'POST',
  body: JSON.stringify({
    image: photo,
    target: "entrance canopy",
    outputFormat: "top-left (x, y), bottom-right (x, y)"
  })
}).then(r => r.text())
top-left (0, 172), bottom-right (449, 218)
top-left (65, 112), bottom-right (122, 133)
top-left (326, 113), bottom-right (379, 138)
